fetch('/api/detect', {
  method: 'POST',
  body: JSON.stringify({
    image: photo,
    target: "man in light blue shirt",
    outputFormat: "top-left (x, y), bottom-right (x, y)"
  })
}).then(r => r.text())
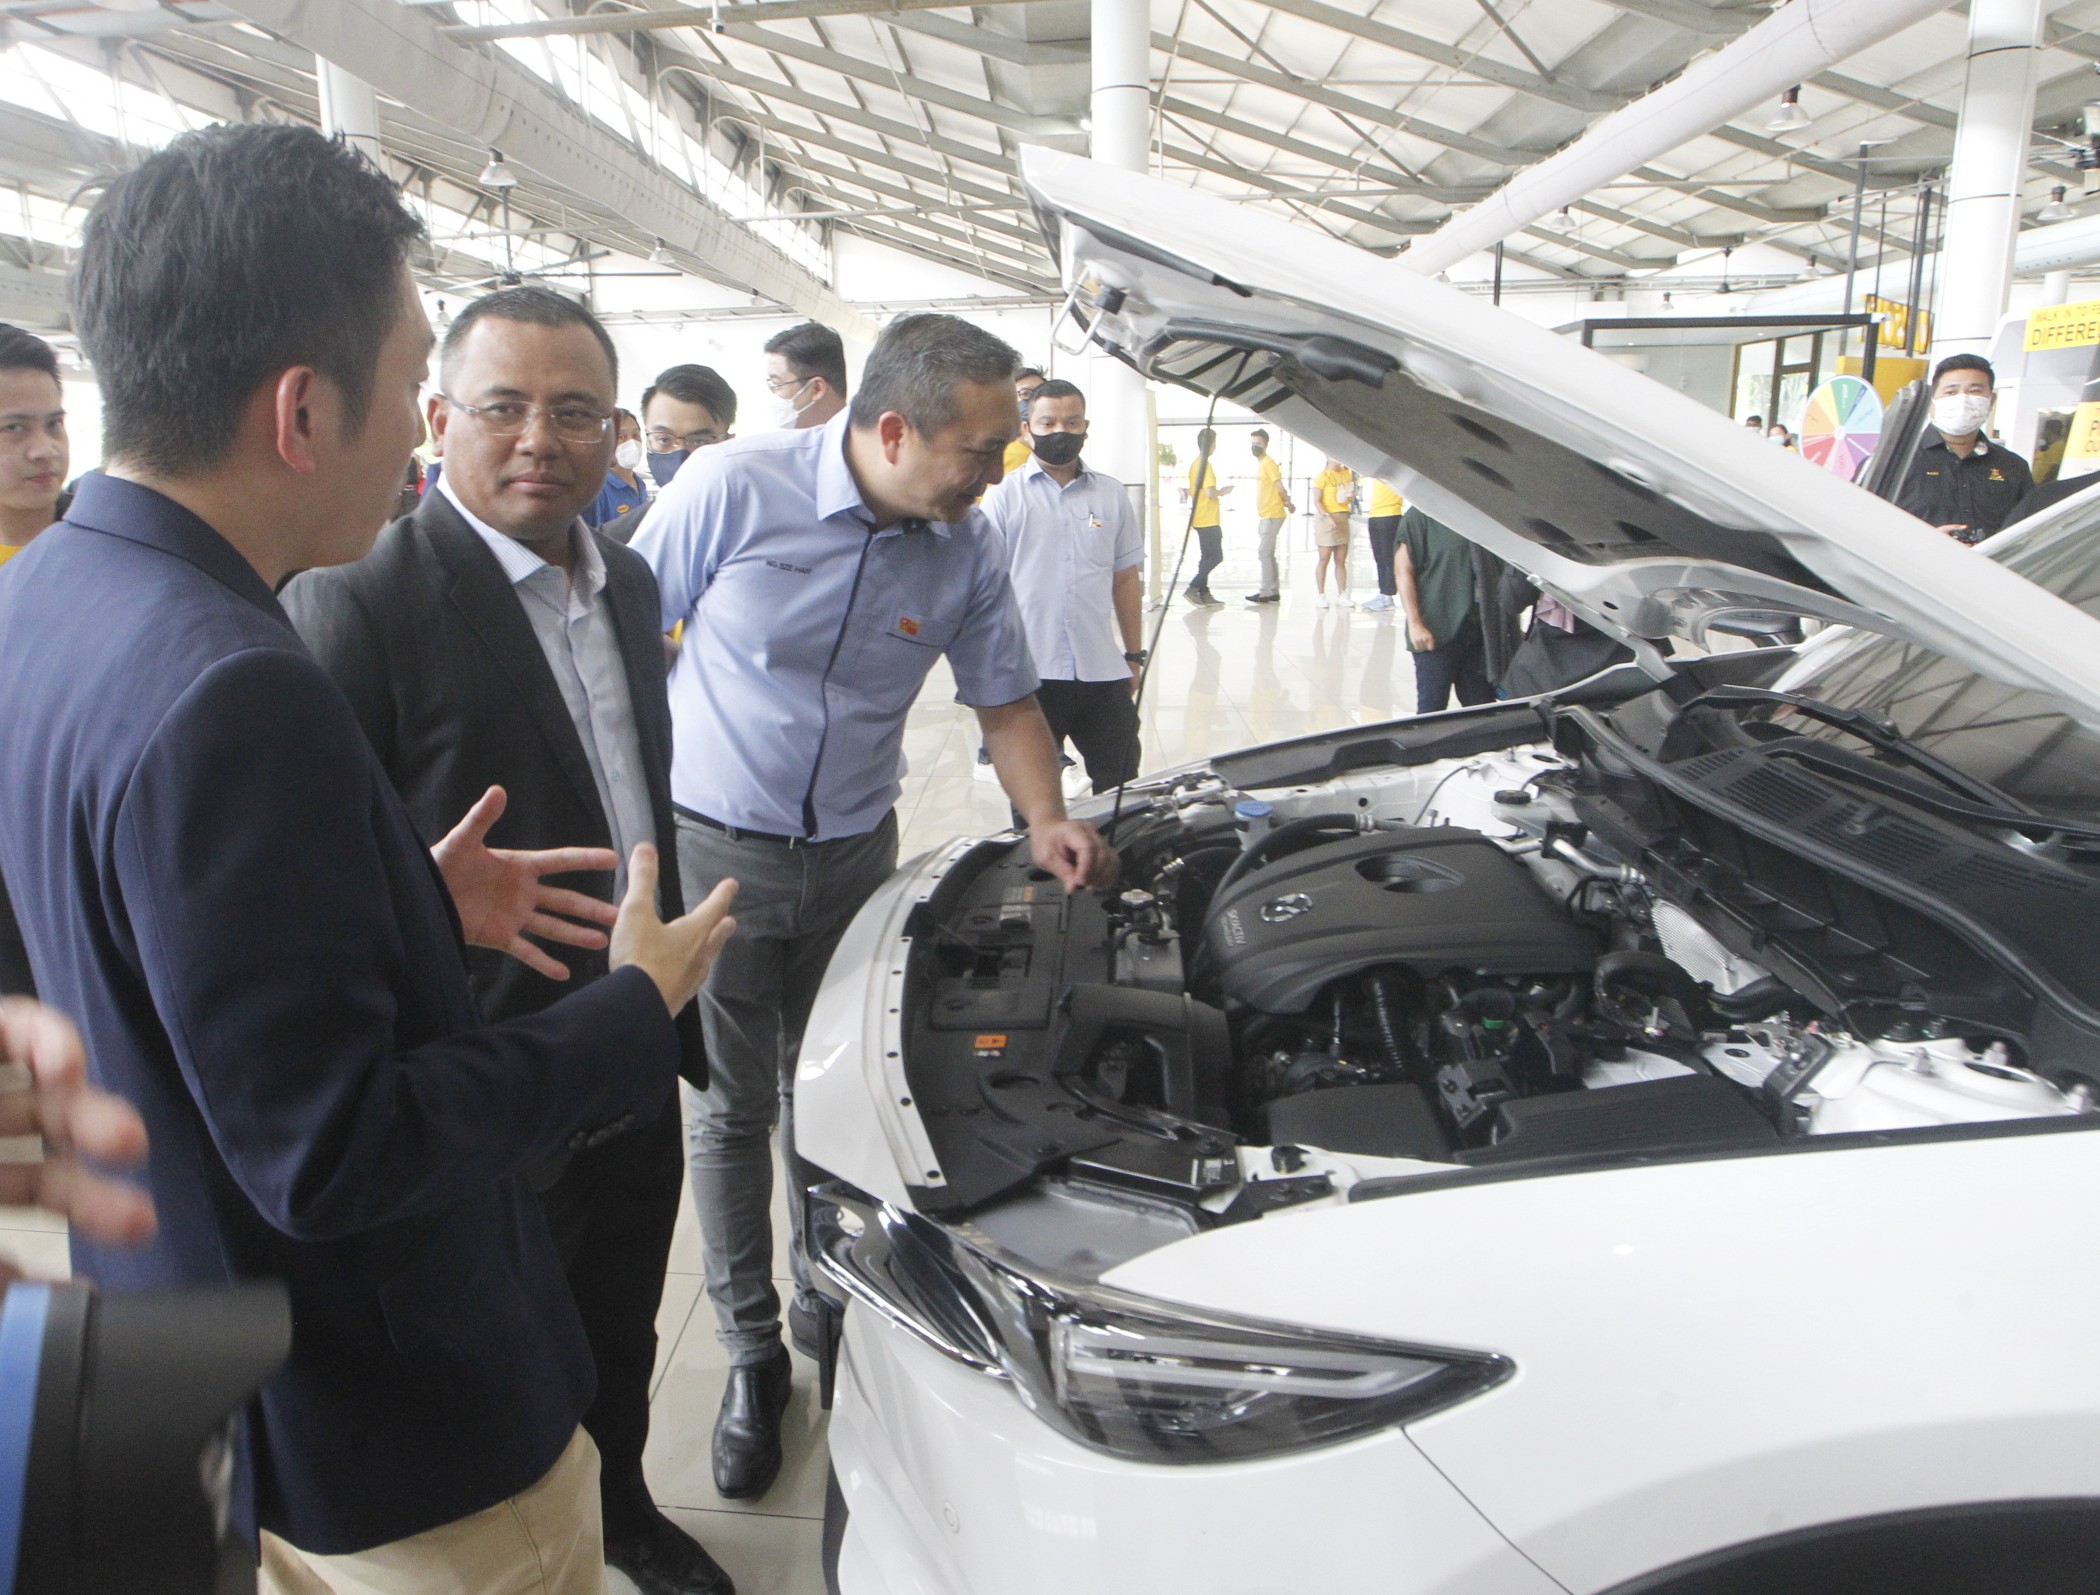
top-left (632, 313), bottom-right (1115, 1501)
top-left (981, 378), bottom-right (1147, 791)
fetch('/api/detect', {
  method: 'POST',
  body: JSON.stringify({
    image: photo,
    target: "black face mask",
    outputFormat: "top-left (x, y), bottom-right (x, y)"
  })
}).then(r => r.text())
top-left (647, 449), bottom-right (690, 487)
top-left (1251, 444), bottom-right (1266, 457)
top-left (1030, 430), bottom-right (1085, 467)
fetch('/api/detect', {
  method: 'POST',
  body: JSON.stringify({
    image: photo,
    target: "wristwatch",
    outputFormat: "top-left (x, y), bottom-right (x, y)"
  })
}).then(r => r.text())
top-left (1124, 650), bottom-right (1149, 664)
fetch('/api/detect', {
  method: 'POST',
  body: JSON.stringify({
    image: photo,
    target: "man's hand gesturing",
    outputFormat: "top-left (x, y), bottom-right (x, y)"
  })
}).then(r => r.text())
top-left (0, 998), bottom-right (156, 1286)
top-left (609, 844), bottom-right (739, 1014)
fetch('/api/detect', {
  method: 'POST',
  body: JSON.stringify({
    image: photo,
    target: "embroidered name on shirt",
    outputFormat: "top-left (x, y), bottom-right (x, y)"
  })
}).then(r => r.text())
top-left (765, 558), bottom-right (812, 574)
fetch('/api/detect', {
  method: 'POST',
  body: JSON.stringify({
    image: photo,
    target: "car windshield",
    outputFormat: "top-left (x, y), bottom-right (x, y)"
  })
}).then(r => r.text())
top-left (1770, 508), bottom-right (2100, 823)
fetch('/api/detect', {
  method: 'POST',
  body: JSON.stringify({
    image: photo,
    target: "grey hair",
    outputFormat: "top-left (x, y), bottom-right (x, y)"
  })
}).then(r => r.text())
top-left (849, 312), bottom-right (1018, 434)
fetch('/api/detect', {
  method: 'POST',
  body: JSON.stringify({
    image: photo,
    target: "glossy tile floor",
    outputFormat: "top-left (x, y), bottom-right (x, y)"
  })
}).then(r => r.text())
top-left (900, 532), bottom-right (1426, 856)
top-left (0, 529), bottom-right (1423, 1595)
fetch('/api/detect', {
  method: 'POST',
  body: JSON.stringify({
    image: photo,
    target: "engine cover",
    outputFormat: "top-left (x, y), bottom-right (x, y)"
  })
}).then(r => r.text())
top-left (1205, 827), bottom-right (1598, 1012)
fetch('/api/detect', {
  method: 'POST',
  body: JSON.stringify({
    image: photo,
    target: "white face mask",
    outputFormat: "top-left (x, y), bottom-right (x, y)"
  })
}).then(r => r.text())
top-left (767, 379), bottom-right (813, 430)
top-left (1931, 392), bottom-right (1992, 438)
top-left (614, 438), bottom-right (644, 470)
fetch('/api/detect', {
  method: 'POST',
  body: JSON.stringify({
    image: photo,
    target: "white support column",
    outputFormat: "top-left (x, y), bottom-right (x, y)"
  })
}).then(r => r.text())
top-left (316, 57), bottom-right (383, 167)
top-left (1089, 0), bottom-right (1156, 594)
top-left (1932, 0), bottom-right (2043, 360)
top-left (2043, 268), bottom-right (2073, 306)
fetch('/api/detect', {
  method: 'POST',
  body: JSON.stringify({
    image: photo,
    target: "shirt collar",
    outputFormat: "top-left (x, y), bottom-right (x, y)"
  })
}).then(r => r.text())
top-left (1016, 453), bottom-right (1090, 488)
top-left (811, 409), bottom-right (954, 539)
top-left (440, 471), bottom-right (604, 599)
top-left (1928, 428), bottom-right (1990, 457)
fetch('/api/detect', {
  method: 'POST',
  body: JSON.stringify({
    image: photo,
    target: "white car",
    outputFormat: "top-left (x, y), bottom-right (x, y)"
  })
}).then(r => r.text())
top-left (794, 148), bottom-right (2100, 1595)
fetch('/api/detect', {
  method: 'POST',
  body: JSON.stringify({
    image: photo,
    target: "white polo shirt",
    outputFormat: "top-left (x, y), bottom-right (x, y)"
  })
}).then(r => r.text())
top-left (980, 455), bottom-right (1143, 684)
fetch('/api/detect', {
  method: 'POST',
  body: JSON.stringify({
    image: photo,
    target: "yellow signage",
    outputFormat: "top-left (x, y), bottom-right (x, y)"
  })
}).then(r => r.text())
top-left (2063, 401), bottom-right (2100, 473)
top-left (2025, 297), bottom-right (2100, 352)
top-left (1864, 294), bottom-right (1931, 354)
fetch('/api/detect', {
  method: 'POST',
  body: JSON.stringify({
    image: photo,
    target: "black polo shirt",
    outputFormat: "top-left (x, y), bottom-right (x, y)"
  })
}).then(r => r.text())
top-left (1894, 429), bottom-right (2032, 542)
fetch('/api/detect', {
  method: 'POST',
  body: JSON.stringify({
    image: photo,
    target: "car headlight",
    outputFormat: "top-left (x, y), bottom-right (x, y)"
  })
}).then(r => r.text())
top-left (812, 1186), bottom-right (1510, 1464)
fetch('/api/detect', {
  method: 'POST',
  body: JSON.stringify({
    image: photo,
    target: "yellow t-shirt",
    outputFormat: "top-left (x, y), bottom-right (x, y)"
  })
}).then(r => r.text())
top-left (0, 544), bottom-right (19, 568)
top-left (1002, 437), bottom-right (1033, 475)
top-left (1366, 480), bottom-right (1405, 517)
top-left (1255, 455), bottom-right (1289, 519)
top-left (1188, 459), bottom-right (1222, 529)
top-left (1316, 466), bottom-right (1356, 515)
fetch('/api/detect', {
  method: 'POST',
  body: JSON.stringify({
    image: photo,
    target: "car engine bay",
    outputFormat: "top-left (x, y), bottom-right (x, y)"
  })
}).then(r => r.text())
top-left (896, 709), bottom-right (2097, 1234)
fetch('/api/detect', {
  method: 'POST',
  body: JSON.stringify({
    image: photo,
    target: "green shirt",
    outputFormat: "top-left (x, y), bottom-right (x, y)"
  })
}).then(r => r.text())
top-left (1398, 507), bottom-right (1477, 649)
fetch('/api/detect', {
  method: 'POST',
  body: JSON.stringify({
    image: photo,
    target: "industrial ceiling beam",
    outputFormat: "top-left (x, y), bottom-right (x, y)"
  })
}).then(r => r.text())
top-left (0, 257), bottom-right (70, 330)
top-left (1157, 95), bottom-right (1496, 204)
top-left (886, 13), bottom-right (1084, 69)
top-left (218, 0), bottom-right (875, 340)
top-left (657, 56), bottom-right (1016, 180)
top-left (1151, 125), bottom-right (1439, 237)
top-left (441, 0), bottom-right (1039, 43)
top-left (1152, 34), bottom-right (1528, 168)
top-left (711, 21), bottom-right (1079, 139)
top-left (1253, 0), bottom-right (1621, 115)
top-left (833, 221), bottom-right (1049, 291)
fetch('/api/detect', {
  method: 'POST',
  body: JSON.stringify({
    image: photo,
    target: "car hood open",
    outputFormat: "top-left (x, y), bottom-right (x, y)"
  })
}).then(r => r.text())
top-left (1020, 146), bottom-right (2100, 729)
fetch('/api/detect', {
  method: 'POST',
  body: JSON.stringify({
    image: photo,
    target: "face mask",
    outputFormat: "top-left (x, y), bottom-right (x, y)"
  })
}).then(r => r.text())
top-left (614, 439), bottom-right (644, 471)
top-left (767, 380), bottom-right (812, 430)
top-left (1250, 443), bottom-right (1266, 457)
top-left (1030, 430), bottom-right (1085, 468)
top-left (1931, 392), bottom-right (1992, 437)
top-left (647, 449), bottom-right (689, 487)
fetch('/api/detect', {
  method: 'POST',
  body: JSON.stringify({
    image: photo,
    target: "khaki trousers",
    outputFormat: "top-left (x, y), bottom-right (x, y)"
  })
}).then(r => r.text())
top-left (259, 1426), bottom-right (605, 1595)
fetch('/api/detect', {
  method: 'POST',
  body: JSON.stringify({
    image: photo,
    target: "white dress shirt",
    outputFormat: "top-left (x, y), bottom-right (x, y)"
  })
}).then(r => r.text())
top-left (980, 454), bottom-right (1143, 683)
top-left (440, 474), bottom-right (653, 886)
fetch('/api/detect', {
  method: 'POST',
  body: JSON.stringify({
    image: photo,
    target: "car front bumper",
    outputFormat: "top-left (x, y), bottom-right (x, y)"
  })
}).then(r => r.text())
top-left (825, 1297), bottom-right (1561, 1595)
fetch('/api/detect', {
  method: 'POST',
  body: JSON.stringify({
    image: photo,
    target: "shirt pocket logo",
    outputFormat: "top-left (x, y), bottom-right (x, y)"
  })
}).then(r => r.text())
top-left (889, 613), bottom-right (959, 648)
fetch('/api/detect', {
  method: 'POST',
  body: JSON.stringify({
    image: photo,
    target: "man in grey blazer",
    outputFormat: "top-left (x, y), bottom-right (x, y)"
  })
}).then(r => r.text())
top-left (284, 288), bottom-right (730, 1595)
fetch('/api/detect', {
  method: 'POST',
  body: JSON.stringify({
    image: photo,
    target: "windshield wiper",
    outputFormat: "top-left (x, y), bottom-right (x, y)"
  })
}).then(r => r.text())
top-left (1681, 685), bottom-right (2100, 848)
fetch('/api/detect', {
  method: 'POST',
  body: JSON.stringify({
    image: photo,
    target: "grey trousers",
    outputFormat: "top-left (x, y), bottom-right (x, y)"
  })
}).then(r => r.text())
top-left (1255, 517), bottom-right (1285, 597)
top-left (674, 809), bottom-right (900, 1366)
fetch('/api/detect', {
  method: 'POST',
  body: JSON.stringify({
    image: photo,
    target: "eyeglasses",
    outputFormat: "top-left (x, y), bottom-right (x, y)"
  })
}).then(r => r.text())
top-left (763, 373), bottom-right (811, 396)
top-left (442, 396), bottom-right (612, 443)
top-left (646, 427), bottom-right (725, 452)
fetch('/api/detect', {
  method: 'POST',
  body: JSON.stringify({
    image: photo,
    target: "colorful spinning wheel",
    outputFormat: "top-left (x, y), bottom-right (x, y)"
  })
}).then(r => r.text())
top-left (1799, 375), bottom-right (1884, 481)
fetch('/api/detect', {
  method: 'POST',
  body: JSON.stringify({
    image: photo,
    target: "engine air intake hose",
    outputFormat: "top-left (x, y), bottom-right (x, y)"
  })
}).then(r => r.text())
top-left (1209, 813), bottom-right (1361, 903)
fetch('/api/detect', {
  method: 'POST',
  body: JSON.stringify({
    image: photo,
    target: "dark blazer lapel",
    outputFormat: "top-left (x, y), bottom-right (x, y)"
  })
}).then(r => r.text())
top-left (598, 540), bottom-right (672, 803)
top-left (415, 492), bottom-right (611, 836)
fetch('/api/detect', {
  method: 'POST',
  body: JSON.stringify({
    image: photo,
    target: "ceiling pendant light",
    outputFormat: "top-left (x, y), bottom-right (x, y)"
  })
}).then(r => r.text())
top-left (1715, 245), bottom-right (1735, 295)
top-left (479, 149), bottom-right (519, 190)
top-left (1544, 205), bottom-right (1578, 235)
top-left (1766, 85), bottom-right (1810, 134)
top-left (649, 237), bottom-right (675, 265)
top-left (2040, 185), bottom-right (2074, 223)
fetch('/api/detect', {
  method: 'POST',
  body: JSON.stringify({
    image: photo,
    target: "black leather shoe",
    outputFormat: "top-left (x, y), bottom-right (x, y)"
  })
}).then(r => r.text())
top-left (606, 1512), bottom-right (736, 1595)
top-left (712, 1344), bottom-right (794, 1500)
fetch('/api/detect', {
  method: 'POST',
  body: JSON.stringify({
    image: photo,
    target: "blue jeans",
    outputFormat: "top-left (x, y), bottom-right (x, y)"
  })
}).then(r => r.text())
top-left (674, 809), bottom-right (899, 1366)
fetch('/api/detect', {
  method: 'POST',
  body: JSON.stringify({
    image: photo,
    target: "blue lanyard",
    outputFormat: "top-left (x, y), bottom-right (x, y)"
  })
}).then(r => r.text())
top-left (0, 1283), bottom-right (54, 1595)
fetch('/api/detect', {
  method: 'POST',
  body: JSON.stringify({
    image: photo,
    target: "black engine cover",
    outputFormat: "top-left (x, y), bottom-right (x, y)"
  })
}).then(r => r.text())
top-left (1205, 827), bottom-right (1598, 1012)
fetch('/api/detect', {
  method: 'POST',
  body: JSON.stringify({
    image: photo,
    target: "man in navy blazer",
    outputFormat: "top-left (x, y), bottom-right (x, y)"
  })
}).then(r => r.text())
top-left (0, 125), bottom-right (736, 1589)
